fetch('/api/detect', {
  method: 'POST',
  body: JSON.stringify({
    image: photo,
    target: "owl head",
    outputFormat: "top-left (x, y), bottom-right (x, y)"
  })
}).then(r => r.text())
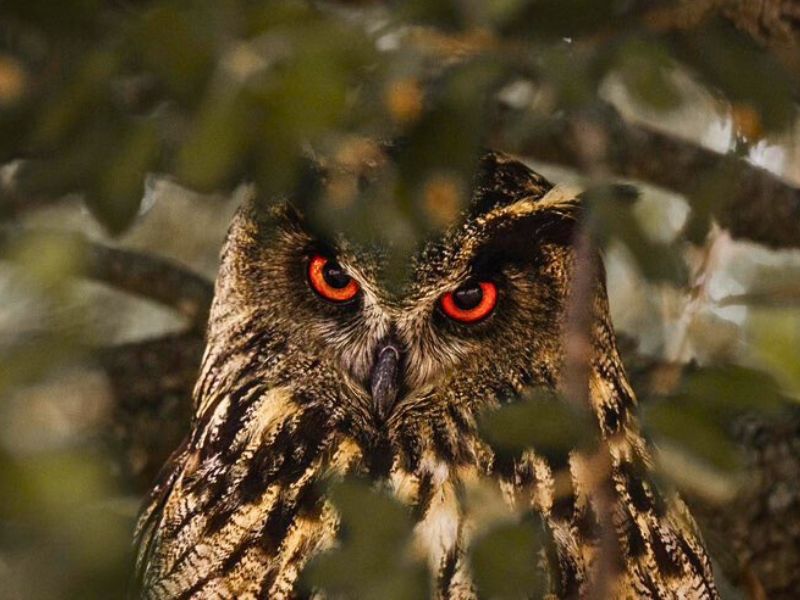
top-left (199, 150), bottom-right (612, 474)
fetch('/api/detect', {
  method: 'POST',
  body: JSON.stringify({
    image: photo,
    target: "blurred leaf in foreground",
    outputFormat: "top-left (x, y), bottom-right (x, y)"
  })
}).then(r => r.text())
top-left (0, 449), bottom-right (132, 600)
top-left (303, 479), bottom-right (428, 600)
top-left (615, 37), bottom-right (684, 113)
top-left (585, 185), bottom-right (688, 285)
top-left (479, 387), bottom-right (595, 468)
top-left (672, 20), bottom-right (797, 134)
top-left (642, 364), bottom-right (792, 499)
top-left (745, 309), bottom-right (800, 401)
top-left (644, 400), bottom-right (742, 474)
top-left (470, 517), bottom-right (546, 599)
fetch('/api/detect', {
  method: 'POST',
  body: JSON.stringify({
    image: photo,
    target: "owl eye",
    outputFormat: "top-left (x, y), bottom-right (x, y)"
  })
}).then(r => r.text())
top-left (440, 280), bottom-right (497, 323)
top-left (308, 255), bottom-right (360, 303)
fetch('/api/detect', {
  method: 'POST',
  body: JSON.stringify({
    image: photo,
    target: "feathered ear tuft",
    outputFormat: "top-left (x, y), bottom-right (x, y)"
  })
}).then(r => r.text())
top-left (456, 182), bottom-right (585, 269)
top-left (470, 151), bottom-right (554, 217)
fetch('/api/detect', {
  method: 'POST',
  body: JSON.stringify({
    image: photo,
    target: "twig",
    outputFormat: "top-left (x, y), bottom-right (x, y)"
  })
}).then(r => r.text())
top-left (560, 112), bottom-right (618, 600)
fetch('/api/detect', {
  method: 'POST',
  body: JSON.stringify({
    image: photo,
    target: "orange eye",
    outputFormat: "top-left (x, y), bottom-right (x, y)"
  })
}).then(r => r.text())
top-left (308, 255), bottom-right (360, 303)
top-left (440, 281), bottom-right (497, 323)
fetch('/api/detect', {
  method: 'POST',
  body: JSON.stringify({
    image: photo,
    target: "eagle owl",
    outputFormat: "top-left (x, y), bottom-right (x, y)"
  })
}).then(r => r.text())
top-left (134, 151), bottom-right (719, 599)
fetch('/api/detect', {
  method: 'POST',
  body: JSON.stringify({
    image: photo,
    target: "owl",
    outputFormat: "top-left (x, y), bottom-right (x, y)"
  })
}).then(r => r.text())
top-left (134, 151), bottom-right (719, 599)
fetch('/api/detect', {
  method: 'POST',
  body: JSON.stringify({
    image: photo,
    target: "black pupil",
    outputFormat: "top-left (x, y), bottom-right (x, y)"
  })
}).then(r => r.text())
top-left (323, 262), bottom-right (351, 289)
top-left (453, 283), bottom-right (483, 310)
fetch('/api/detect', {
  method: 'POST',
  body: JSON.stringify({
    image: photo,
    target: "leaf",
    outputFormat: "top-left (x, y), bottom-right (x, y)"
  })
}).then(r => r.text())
top-left (643, 364), bottom-right (791, 479)
top-left (31, 50), bottom-right (119, 150)
top-left (502, 0), bottom-right (639, 40)
top-left (745, 309), bottom-right (800, 400)
top-left (615, 37), bottom-right (684, 112)
top-left (2, 0), bottom-right (103, 38)
top-left (585, 185), bottom-right (688, 285)
top-left (643, 400), bottom-right (742, 473)
top-left (479, 388), bottom-right (595, 466)
top-left (718, 263), bottom-right (800, 308)
top-left (303, 479), bottom-right (428, 600)
top-left (90, 120), bottom-right (160, 233)
top-left (683, 160), bottom-right (740, 244)
top-left (654, 440), bottom-right (741, 505)
top-left (133, 5), bottom-right (214, 103)
top-left (398, 0), bottom-right (466, 29)
top-left (677, 365), bottom-right (788, 415)
top-left (671, 20), bottom-right (796, 133)
top-left (394, 59), bottom-right (504, 232)
top-left (536, 43), bottom-right (605, 109)
top-left (470, 518), bottom-right (546, 599)
top-left (176, 91), bottom-right (255, 193)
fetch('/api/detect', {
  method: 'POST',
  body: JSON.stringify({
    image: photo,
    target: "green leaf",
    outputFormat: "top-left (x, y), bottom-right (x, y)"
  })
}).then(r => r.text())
top-left (719, 262), bottom-right (800, 309)
top-left (672, 20), bottom-right (797, 133)
top-left (643, 364), bottom-right (791, 478)
top-left (398, 0), bottom-right (466, 30)
top-left (397, 58), bottom-right (503, 220)
top-left (90, 121), bottom-right (160, 233)
top-left (677, 365), bottom-right (788, 415)
top-left (2, 0), bottom-right (103, 38)
top-left (470, 518), bottom-right (546, 599)
top-left (643, 400), bottom-right (742, 473)
top-left (303, 479), bottom-right (428, 600)
top-left (479, 388), bottom-right (595, 464)
top-left (503, 0), bottom-right (637, 39)
top-left (536, 44), bottom-right (599, 109)
top-left (31, 50), bottom-right (119, 150)
top-left (177, 91), bottom-right (255, 193)
top-left (616, 37), bottom-right (684, 112)
top-left (684, 159), bottom-right (740, 244)
top-left (133, 5), bottom-right (214, 102)
top-left (585, 185), bottom-right (688, 285)
top-left (745, 309), bottom-right (800, 401)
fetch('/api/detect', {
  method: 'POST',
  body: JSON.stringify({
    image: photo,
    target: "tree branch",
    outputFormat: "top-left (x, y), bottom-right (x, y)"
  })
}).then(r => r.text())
top-left (0, 227), bottom-right (214, 330)
top-left (494, 105), bottom-right (800, 249)
top-left (95, 332), bottom-right (203, 488)
top-left (96, 332), bottom-right (205, 408)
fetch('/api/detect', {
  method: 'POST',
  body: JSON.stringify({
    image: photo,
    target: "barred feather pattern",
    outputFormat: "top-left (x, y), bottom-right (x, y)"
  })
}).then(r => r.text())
top-left (134, 152), bottom-right (719, 599)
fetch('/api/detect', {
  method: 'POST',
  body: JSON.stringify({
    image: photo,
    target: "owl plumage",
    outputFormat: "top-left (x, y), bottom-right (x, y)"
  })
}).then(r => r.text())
top-left (134, 151), bottom-right (719, 599)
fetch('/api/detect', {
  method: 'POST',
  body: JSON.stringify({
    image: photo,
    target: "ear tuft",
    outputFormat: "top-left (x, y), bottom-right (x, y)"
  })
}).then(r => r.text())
top-left (470, 151), bottom-right (554, 217)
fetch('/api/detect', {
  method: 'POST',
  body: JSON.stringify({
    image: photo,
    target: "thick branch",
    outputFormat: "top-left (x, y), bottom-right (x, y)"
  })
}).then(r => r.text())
top-left (0, 227), bottom-right (214, 329)
top-left (96, 332), bottom-right (205, 408)
top-left (95, 333), bottom-right (203, 488)
top-left (494, 106), bottom-right (800, 249)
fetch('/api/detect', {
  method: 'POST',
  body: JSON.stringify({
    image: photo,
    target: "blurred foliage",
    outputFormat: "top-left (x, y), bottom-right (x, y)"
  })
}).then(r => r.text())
top-left (585, 184), bottom-right (688, 284)
top-left (469, 517), bottom-right (546, 599)
top-left (1, 0), bottom-right (797, 246)
top-left (303, 479), bottom-right (429, 600)
top-left (0, 449), bottom-right (133, 599)
top-left (745, 309), bottom-right (800, 400)
top-left (0, 0), bottom-right (799, 598)
top-left (643, 365), bottom-right (791, 481)
top-left (480, 387), bottom-right (595, 466)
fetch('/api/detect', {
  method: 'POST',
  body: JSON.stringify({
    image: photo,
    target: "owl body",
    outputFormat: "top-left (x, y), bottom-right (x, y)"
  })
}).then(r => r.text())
top-left (135, 152), bottom-right (719, 599)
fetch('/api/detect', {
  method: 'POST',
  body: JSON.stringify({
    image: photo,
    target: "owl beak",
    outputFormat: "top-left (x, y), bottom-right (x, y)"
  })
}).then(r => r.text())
top-left (370, 337), bottom-right (402, 423)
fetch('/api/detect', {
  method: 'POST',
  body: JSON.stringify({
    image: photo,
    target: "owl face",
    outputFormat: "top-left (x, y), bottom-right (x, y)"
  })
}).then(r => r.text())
top-left (213, 160), bottom-right (579, 450)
